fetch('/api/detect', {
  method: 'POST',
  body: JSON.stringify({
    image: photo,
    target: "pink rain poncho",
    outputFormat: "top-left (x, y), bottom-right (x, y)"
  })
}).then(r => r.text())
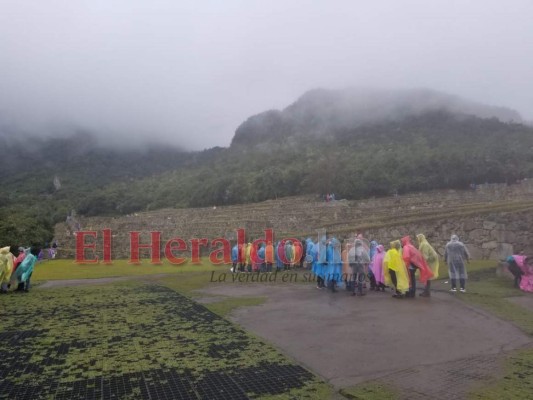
top-left (371, 245), bottom-right (386, 285)
top-left (514, 255), bottom-right (533, 293)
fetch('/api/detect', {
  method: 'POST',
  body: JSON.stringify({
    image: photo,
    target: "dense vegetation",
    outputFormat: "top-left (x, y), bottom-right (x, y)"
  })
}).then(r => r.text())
top-left (1, 89), bottom-right (533, 246)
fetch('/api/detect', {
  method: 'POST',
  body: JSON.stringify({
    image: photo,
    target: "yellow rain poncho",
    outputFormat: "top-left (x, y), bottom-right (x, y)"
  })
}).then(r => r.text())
top-left (417, 234), bottom-right (439, 280)
top-left (383, 240), bottom-right (409, 293)
top-left (0, 246), bottom-right (15, 286)
top-left (245, 243), bottom-right (252, 265)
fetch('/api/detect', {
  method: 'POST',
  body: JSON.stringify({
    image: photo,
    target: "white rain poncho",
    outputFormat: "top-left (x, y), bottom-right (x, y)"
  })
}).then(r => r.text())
top-left (444, 235), bottom-right (470, 280)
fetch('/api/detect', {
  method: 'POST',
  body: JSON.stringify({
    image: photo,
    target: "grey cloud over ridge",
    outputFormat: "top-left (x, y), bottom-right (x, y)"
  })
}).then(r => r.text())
top-left (1, 0), bottom-right (533, 149)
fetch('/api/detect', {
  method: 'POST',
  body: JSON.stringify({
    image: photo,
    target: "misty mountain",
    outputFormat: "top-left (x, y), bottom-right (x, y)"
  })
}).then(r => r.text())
top-left (232, 88), bottom-right (522, 145)
top-left (1, 88), bottom-right (533, 246)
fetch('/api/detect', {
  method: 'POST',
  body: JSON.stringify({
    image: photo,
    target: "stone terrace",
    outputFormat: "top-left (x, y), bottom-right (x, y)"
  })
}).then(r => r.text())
top-left (55, 180), bottom-right (533, 259)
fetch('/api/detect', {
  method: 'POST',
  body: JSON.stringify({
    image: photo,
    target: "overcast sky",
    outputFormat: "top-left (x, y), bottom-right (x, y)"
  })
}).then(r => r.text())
top-left (1, 0), bottom-right (532, 149)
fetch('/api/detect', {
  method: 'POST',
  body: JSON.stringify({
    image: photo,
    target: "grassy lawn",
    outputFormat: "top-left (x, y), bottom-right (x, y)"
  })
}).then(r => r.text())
top-left (469, 348), bottom-right (533, 400)
top-left (339, 383), bottom-right (398, 400)
top-left (0, 281), bottom-right (331, 399)
top-left (31, 259), bottom-right (225, 281)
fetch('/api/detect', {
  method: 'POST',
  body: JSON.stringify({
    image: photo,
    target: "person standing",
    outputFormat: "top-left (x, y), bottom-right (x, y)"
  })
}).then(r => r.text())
top-left (231, 243), bottom-right (239, 273)
top-left (265, 241), bottom-right (274, 273)
top-left (384, 240), bottom-right (410, 298)
top-left (401, 236), bottom-right (433, 298)
top-left (326, 238), bottom-right (342, 292)
top-left (342, 242), bottom-right (353, 291)
top-left (372, 244), bottom-right (386, 291)
top-left (349, 239), bottom-right (370, 296)
top-left (416, 234), bottom-right (439, 297)
top-left (444, 234), bottom-right (470, 292)
top-left (14, 247), bottom-right (40, 292)
top-left (0, 246), bottom-right (19, 293)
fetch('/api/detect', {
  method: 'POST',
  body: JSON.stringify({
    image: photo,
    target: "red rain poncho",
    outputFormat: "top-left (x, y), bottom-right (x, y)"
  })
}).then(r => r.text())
top-left (401, 236), bottom-right (434, 284)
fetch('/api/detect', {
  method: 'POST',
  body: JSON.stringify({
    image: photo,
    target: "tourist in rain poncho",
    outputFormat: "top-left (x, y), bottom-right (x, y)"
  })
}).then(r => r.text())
top-left (0, 246), bottom-right (20, 293)
top-left (518, 256), bottom-right (533, 293)
top-left (401, 236), bottom-right (434, 298)
top-left (444, 235), bottom-right (470, 292)
top-left (304, 238), bottom-right (313, 270)
top-left (275, 241), bottom-right (284, 272)
top-left (14, 247), bottom-right (40, 292)
top-left (245, 243), bottom-right (252, 273)
top-left (506, 254), bottom-right (526, 288)
top-left (257, 243), bottom-right (266, 272)
top-left (314, 237), bottom-right (327, 288)
top-left (371, 244), bottom-right (386, 291)
top-left (505, 254), bottom-right (533, 292)
top-left (265, 241), bottom-right (274, 273)
top-left (342, 242), bottom-right (353, 291)
top-left (367, 240), bottom-right (378, 290)
top-left (326, 238), bottom-right (343, 292)
top-left (383, 240), bottom-right (410, 297)
top-left (239, 242), bottom-right (247, 272)
top-left (231, 243), bottom-right (239, 273)
top-left (369, 241), bottom-right (378, 261)
top-left (349, 239), bottom-right (371, 296)
top-left (416, 234), bottom-right (440, 297)
top-left (284, 241), bottom-right (294, 270)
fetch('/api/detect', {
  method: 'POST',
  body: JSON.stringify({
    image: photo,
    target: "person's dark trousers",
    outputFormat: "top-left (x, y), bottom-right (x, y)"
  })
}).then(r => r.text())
top-left (407, 264), bottom-right (417, 297)
top-left (239, 263), bottom-right (245, 272)
top-left (16, 282), bottom-right (25, 291)
top-left (352, 272), bottom-right (364, 295)
top-left (266, 262), bottom-right (273, 272)
top-left (247, 264), bottom-right (252, 273)
top-left (423, 280), bottom-right (431, 293)
top-left (317, 276), bottom-right (324, 288)
top-left (389, 270), bottom-right (401, 295)
top-left (24, 274), bottom-right (32, 291)
top-left (232, 262), bottom-right (238, 272)
top-left (507, 262), bottom-right (523, 288)
top-left (451, 278), bottom-right (466, 290)
top-left (260, 263), bottom-right (266, 273)
top-left (368, 271), bottom-right (377, 290)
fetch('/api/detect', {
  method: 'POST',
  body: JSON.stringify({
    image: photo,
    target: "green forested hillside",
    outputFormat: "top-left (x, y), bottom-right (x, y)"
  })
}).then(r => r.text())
top-left (1, 90), bottom-right (533, 246)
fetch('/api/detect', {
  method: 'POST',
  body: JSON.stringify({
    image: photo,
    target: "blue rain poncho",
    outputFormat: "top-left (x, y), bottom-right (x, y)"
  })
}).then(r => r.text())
top-left (15, 253), bottom-right (37, 283)
top-left (231, 245), bottom-right (239, 263)
top-left (325, 238), bottom-right (342, 284)
top-left (369, 241), bottom-right (378, 262)
top-left (313, 237), bottom-right (327, 278)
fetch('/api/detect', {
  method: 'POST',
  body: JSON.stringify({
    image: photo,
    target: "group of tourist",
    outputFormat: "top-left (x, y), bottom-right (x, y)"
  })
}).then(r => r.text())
top-left (0, 246), bottom-right (41, 294)
top-left (231, 234), bottom-right (477, 297)
top-left (308, 233), bottom-right (466, 297)
top-left (231, 240), bottom-right (305, 273)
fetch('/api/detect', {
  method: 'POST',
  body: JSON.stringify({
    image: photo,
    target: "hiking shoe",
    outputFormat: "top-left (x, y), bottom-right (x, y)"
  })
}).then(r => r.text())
top-left (450, 288), bottom-right (457, 292)
top-left (460, 288), bottom-right (466, 293)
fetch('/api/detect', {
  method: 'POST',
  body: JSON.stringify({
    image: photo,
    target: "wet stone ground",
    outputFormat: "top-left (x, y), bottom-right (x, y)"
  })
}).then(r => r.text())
top-left (0, 284), bottom-right (324, 399)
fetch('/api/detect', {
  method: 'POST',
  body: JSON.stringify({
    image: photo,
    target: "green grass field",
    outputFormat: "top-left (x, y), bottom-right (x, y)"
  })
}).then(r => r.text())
top-left (0, 280), bottom-right (331, 399)
top-left (31, 259), bottom-right (222, 281)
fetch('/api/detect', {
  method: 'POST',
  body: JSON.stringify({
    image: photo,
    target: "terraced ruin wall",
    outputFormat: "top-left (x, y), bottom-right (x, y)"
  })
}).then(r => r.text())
top-left (54, 180), bottom-right (533, 260)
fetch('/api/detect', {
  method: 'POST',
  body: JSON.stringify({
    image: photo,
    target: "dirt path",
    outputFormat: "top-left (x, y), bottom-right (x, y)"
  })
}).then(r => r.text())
top-left (198, 284), bottom-right (532, 399)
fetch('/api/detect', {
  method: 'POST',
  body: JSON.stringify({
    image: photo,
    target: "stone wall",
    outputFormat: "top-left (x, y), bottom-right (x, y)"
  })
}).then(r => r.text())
top-left (54, 180), bottom-right (533, 260)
